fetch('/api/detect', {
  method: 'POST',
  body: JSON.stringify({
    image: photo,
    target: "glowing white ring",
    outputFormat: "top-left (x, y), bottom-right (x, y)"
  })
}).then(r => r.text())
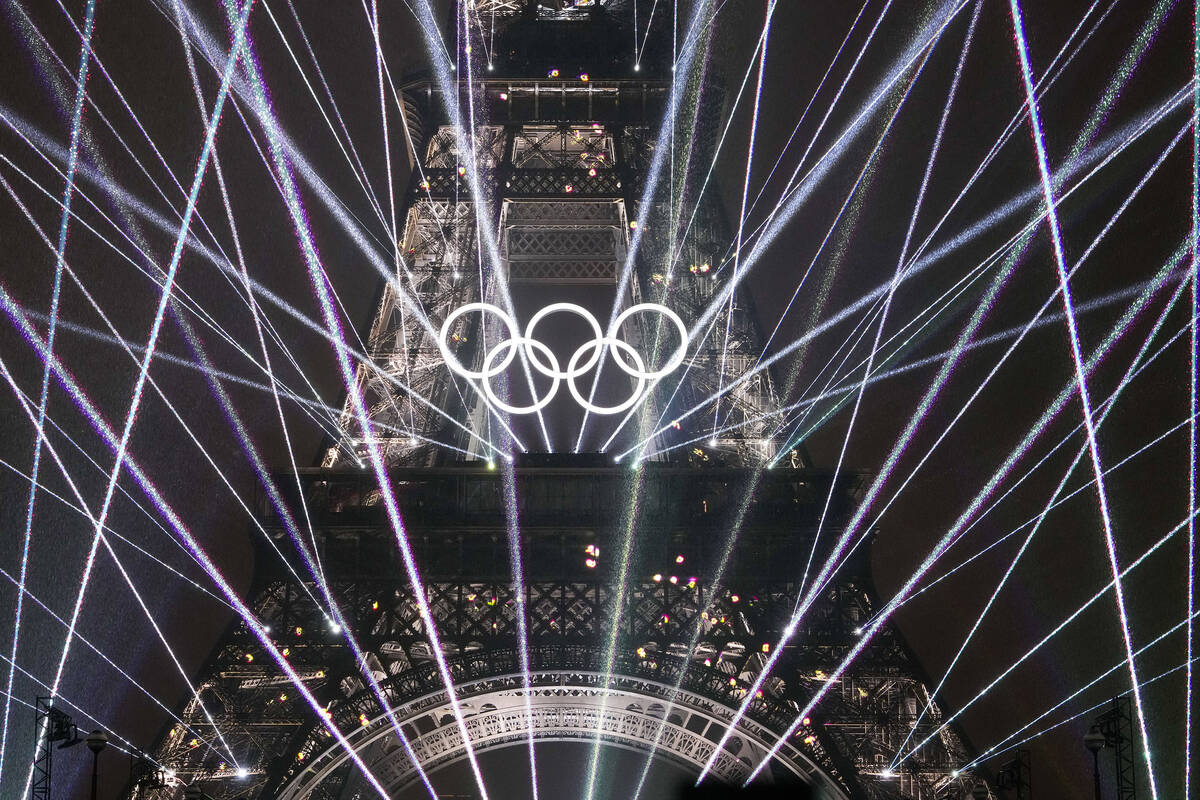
top-left (439, 302), bottom-right (520, 380)
top-left (566, 338), bottom-right (647, 415)
top-left (481, 337), bottom-right (561, 414)
top-left (524, 302), bottom-right (604, 378)
top-left (610, 302), bottom-right (689, 379)
top-left (438, 301), bottom-right (686, 415)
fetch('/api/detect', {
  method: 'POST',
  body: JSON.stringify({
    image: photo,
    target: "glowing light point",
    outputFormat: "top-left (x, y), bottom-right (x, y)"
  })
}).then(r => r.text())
top-left (634, 63), bottom-right (640, 72)
top-left (330, 623), bottom-right (342, 634)
top-left (629, 220), bottom-right (638, 230)
top-left (853, 627), bottom-right (863, 636)
top-left (579, 72), bottom-right (589, 82)
top-left (548, 68), bottom-right (560, 78)
top-left (458, 166), bottom-right (467, 177)
top-left (487, 63), bottom-right (494, 71)
top-left (730, 594), bottom-right (739, 603)
top-left (669, 575), bottom-right (678, 584)
top-left (802, 716), bottom-right (811, 727)
top-left (675, 554), bottom-right (685, 564)
top-left (499, 92), bottom-right (509, 101)
top-left (588, 167), bottom-right (598, 177)
top-left (564, 183), bottom-right (574, 193)
top-left (951, 770), bottom-right (959, 779)
top-left (652, 573), bottom-right (662, 582)
top-left (236, 768), bottom-right (250, 779)
top-left (585, 558), bottom-right (597, 569)
top-left (487, 461), bottom-right (496, 470)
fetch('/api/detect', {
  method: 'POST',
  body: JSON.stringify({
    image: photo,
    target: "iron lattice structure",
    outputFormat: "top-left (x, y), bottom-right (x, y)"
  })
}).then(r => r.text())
top-left (134, 466), bottom-right (974, 800)
top-left (132, 3), bottom-right (978, 799)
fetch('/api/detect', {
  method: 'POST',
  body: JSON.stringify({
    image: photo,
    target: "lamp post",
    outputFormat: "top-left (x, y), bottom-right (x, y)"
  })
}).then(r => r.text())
top-left (1084, 725), bottom-right (1106, 800)
top-left (85, 729), bottom-right (108, 800)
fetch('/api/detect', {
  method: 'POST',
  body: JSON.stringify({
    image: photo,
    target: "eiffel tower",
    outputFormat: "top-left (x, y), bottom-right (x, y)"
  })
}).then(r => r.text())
top-left (122, 2), bottom-right (976, 798)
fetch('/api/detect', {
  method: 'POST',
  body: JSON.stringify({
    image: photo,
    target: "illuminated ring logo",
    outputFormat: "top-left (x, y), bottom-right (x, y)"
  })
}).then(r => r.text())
top-left (438, 302), bottom-right (687, 415)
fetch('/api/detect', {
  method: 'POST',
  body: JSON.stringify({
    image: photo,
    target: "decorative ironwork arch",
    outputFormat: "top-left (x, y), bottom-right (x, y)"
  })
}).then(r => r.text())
top-left (279, 670), bottom-right (847, 799)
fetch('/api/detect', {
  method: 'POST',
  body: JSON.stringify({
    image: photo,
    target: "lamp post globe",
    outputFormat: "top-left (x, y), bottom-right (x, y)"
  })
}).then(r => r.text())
top-left (1084, 725), bottom-right (1106, 800)
top-left (85, 729), bottom-right (107, 800)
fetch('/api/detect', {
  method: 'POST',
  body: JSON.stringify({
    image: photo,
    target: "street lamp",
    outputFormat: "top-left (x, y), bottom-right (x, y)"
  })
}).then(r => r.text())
top-left (1084, 725), bottom-right (1106, 800)
top-left (85, 729), bottom-right (108, 800)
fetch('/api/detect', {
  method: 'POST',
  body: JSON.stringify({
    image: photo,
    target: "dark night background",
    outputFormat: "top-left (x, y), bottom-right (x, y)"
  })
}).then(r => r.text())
top-left (0, 0), bottom-right (1194, 798)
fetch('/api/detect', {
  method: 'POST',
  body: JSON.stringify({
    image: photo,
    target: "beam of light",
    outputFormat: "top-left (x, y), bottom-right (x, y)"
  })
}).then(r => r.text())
top-left (0, 58), bottom-right (347, 444)
top-left (0, 130), bottom-right (502, 461)
top-left (574, 0), bottom-right (714, 452)
top-left (769, 94), bottom-right (1188, 463)
top-left (0, 0), bottom-right (94, 787)
top-left (712, 0), bottom-right (777, 435)
top-left (0, 279), bottom-right (397, 800)
top-left (843, 270), bottom-right (1194, 641)
top-left (863, 368), bottom-right (1196, 630)
top-left (257, 0), bottom-right (390, 230)
top-left (499, 459), bottom-right (538, 800)
top-left (0, 547), bottom-right (222, 756)
top-left (0, 652), bottom-right (176, 771)
top-left (728, 0), bottom-right (1114, 283)
top-left (742, 0), bottom-right (872, 222)
top-left (222, 5), bottom-right (490, 795)
top-left (1008, 3), bottom-right (1157, 794)
top-left (406, 0), bottom-right (551, 453)
top-left (23, 4), bottom-right (256, 794)
top-left (0, 445), bottom-right (242, 614)
top-left (170, 0), bottom-right (328, 586)
top-left (582, 467), bottom-right (645, 800)
top-left (728, 0), bottom-right (894, 282)
top-left (793, 8), bottom-right (967, 590)
top-left (966, 610), bottom-right (1200, 771)
top-left (0, 330), bottom-right (246, 771)
top-left (643, 271), bottom-right (1185, 463)
top-left (634, 0), bottom-right (661, 66)
top-left (726, 0), bottom-right (965, 282)
top-left (704, 205), bottom-right (1188, 786)
top-left (0, 143), bottom-right (342, 443)
top-left (776, 103), bottom-right (1190, 477)
top-left (0, 169), bottom-right (332, 611)
top-left (611, 35), bottom-right (1007, 460)
top-left (622, 79), bottom-right (1191, 464)
top-left (780, 244), bottom-right (1191, 778)
top-left (19, 310), bottom-right (479, 455)
top-left (747, 0), bottom-right (979, 424)
top-left (719, 0), bottom-right (1127, 404)
top-left (695, 18), bottom-right (967, 782)
top-left (890, 267), bottom-right (1194, 768)
top-left (664, 0), bottom-right (868, 285)
top-left (163, 34), bottom-right (447, 775)
top-left (747, 498), bottom-right (1199, 786)
top-left (367, 0), bottom-right (416, 439)
top-left (1189, 0), bottom-right (1199, 790)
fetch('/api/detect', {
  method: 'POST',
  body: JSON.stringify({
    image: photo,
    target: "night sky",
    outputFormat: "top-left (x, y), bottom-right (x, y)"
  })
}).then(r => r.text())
top-left (0, 1), bottom-right (1195, 798)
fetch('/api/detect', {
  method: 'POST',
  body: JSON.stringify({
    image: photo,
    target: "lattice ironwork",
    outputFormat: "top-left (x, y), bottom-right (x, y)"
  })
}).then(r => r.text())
top-left (132, 467), bottom-right (975, 800)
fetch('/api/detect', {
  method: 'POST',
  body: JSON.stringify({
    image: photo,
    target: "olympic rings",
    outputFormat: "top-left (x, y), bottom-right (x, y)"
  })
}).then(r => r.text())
top-left (437, 301), bottom-right (687, 416)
